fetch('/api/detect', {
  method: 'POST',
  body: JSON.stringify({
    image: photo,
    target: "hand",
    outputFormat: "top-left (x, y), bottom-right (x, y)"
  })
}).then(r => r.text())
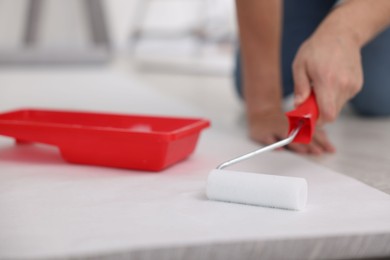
top-left (248, 108), bottom-right (336, 155)
top-left (292, 30), bottom-right (363, 124)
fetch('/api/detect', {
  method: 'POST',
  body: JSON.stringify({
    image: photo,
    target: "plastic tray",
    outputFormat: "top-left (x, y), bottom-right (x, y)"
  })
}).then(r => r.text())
top-left (0, 109), bottom-right (210, 171)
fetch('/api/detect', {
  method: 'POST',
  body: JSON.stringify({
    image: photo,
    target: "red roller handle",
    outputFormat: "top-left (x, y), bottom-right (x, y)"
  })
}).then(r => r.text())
top-left (285, 91), bottom-right (319, 144)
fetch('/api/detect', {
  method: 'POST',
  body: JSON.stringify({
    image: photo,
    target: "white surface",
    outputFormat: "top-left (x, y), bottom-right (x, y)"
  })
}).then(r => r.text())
top-left (206, 169), bottom-right (307, 210)
top-left (1, 68), bottom-right (390, 259)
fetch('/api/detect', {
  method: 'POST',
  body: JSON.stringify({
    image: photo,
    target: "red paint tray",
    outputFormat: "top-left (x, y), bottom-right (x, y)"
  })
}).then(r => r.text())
top-left (0, 109), bottom-right (210, 171)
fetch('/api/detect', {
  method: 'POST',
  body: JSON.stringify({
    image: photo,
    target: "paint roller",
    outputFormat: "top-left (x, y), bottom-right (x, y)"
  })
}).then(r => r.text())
top-left (206, 92), bottom-right (319, 210)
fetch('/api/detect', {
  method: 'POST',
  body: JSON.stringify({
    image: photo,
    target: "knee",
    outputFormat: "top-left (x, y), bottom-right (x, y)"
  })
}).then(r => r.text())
top-left (352, 28), bottom-right (390, 117)
top-left (350, 98), bottom-right (390, 117)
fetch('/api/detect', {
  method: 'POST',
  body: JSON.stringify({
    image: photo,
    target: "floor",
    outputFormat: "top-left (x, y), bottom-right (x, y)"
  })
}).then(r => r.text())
top-left (1, 55), bottom-right (390, 259)
top-left (1, 52), bottom-right (389, 196)
top-left (112, 57), bottom-right (390, 195)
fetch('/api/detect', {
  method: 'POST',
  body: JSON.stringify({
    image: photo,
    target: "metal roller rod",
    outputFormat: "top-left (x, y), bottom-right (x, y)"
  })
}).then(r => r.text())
top-left (216, 121), bottom-right (304, 170)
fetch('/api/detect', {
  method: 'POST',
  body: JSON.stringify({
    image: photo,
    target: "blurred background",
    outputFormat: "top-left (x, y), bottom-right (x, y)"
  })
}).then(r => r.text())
top-left (1, 0), bottom-right (390, 201)
top-left (0, 0), bottom-right (243, 139)
top-left (0, 0), bottom-right (237, 75)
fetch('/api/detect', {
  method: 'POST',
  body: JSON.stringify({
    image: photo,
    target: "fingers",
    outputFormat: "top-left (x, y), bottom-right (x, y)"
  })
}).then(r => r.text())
top-left (291, 59), bottom-right (335, 155)
top-left (293, 58), bottom-right (340, 125)
top-left (292, 58), bottom-right (312, 107)
top-left (286, 143), bottom-right (322, 155)
top-left (247, 110), bottom-right (335, 156)
top-left (262, 136), bottom-right (278, 146)
top-left (254, 132), bottom-right (335, 156)
top-left (314, 128), bottom-right (336, 153)
top-left (313, 81), bottom-right (338, 125)
top-left (286, 128), bottom-right (335, 155)
top-left (287, 143), bottom-right (309, 154)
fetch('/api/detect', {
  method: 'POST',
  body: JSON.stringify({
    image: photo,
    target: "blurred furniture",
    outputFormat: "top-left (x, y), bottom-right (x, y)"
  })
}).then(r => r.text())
top-left (128, 0), bottom-right (236, 75)
top-left (0, 0), bottom-right (111, 65)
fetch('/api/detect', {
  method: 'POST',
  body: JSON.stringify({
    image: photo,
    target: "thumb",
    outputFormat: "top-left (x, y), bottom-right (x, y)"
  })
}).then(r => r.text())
top-left (292, 62), bottom-right (311, 107)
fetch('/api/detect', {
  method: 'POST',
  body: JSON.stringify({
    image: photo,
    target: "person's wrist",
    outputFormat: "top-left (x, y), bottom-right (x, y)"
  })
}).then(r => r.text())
top-left (344, 29), bottom-right (364, 49)
top-left (311, 25), bottom-right (361, 50)
top-left (244, 89), bottom-right (282, 117)
top-left (246, 101), bottom-right (283, 123)
top-left (312, 6), bottom-right (364, 49)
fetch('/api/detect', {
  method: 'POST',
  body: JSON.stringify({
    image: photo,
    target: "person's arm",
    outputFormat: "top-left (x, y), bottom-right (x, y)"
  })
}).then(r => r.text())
top-left (334, 0), bottom-right (390, 48)
top-left (236, 0), bottom-right (334, 154)
top-left (236, 0), bottom-right (288, 146)
top-left (293, 0), bottom-right (390, 123)
top-left (236, 0), bottom-right (282, 117)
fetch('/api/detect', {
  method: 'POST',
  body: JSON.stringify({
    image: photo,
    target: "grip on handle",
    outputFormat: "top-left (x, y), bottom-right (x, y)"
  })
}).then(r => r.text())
top-left (285, 92), bottom-right (319, 144)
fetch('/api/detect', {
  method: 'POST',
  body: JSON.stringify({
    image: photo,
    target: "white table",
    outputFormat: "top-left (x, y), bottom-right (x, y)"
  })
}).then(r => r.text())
top-left (1, 68), bottom-right (390, 260)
